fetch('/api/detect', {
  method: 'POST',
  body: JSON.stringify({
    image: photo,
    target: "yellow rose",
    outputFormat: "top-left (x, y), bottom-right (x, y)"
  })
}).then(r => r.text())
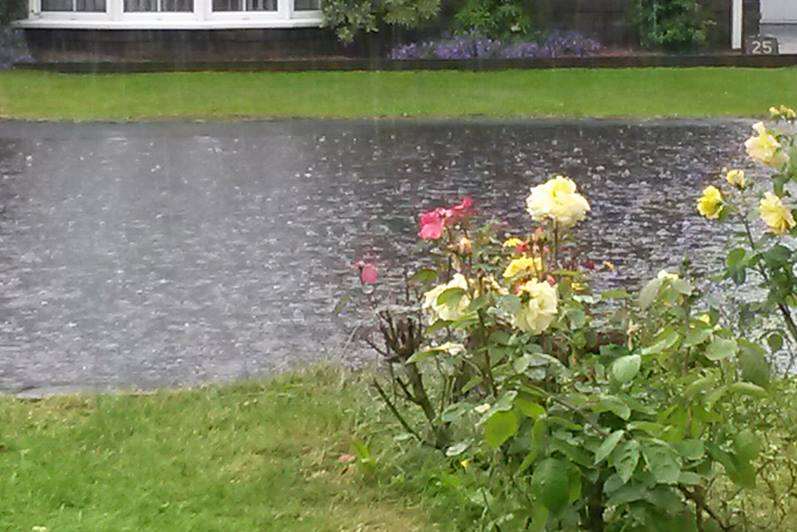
top-left (696, 186), bottom-right (724, 220)
top-left (725, 169), bottom-right (746, 189)
top-left (502, 237), bottom-right (524, 249)
top-left (503, 257), bottom-right (543, 279)
top-left (770, 105), bottom-right (797, 121)
top-left (759, 192), bottom-right (796, 235)
top-left (745, 122), bottom-right (790, 168)
top-left (526, 175), bottom-right (591, 229)
top-left (422, 273), bottom-right (471, 322)
top-left (512, 279), bottom-right (558, 334)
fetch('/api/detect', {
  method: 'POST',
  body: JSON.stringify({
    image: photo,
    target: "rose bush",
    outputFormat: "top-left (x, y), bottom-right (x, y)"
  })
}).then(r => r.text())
top-left (341, 141), bottom-right (787, 528)
top-left (696, 108), bottom-right (797, 361)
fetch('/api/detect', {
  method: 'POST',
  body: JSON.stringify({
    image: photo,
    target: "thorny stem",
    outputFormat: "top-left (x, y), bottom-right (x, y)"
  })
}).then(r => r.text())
top-left (477, 309), bottom-right (499, 398)
top-left (534, 388), bottom-right (611, 438)
top-left (740, 216), bottom-right (797, 352)
top-left (372, 379), bottom-right (425, 446)
top-left (553, 221), bottom-right (560, 268)
top-left (681, 256), bottom-right (693, 377)
top-left (678, 486), bottom-right (730, 532)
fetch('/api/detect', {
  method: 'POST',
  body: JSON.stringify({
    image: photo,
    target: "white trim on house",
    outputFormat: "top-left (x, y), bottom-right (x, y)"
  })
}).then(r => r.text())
top-left (761, 0), bottom-right (797, 24)
top-left (731, 0), bottom-right (742, 50)
top-left (13, 0), bottom-right (322, 29)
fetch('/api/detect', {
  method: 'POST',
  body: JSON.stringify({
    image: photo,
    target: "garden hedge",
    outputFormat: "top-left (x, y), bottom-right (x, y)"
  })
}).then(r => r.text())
top-left (1, 0), bottom-right (25, 25)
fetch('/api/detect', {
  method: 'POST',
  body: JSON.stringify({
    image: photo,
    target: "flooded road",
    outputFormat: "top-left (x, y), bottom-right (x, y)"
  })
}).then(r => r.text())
top-left (0, 119), bottom-right (759, 394)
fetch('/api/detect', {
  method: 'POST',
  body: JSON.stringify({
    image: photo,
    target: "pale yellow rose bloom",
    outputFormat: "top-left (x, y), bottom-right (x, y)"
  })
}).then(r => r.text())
top-left (657, 270), bottom-right (679, 282)
top-left (422, 273), bottom-right (471, 322)
top-left (526, 175), bottom-right (591, 229)
top-left (725, 169), bottom-right (746, 189)
top-left (696, 186), bottom-right (724, 220)
top-left (745, 122), bottom-right (790, 168)
top-left (512, 279), bottom-right (558, 334)
top-left (760, 192), bottom-right (796, 235)
top-left (503, 257), bottom-right (543, 279)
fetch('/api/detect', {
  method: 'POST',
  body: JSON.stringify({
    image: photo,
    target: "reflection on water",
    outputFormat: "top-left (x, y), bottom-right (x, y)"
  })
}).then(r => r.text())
top-left (0, 119), bottom-right (760, 393)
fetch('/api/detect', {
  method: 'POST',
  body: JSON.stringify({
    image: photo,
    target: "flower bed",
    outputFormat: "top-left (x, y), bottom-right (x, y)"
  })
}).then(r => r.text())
top-left (390, 31), bottom-right (603, 60)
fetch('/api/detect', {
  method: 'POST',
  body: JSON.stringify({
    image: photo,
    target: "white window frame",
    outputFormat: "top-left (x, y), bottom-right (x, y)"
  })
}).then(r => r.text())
top-left (205, 0), bottom-right (285, 25)
top-left (15, 0), bottom-right (322, 28)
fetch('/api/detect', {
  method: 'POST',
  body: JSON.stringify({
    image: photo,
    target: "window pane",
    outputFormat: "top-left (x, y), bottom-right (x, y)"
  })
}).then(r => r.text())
top-left (294, 0), bottom-right (319, 10)
top-left (213, 0), bottom-right (242, 10)
top-left (124, 0), bottom-right (156, 10)
top-left (161, 0), bottom-right (193, 11)
top-left (41, 0), bottom-right (73, 11)
top-left (246, 0), bottom-right (276, 10)
top-left (76, 0), bottom-right (105, 11)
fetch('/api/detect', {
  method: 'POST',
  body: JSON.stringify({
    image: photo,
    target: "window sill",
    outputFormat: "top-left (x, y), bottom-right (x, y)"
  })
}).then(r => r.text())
top-left (13, 15), bottom-right (323, 29)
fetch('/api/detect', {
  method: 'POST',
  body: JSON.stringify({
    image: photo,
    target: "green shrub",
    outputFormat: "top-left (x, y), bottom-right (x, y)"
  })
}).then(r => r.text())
top-left (0, 0), bottom-right (25, 25)
top-left (632, 0), bottom-right (713, 51)
top-left (343, 106), bottom-right (797, 529)
top-left (453, 0), bottom-right (531, 39)
top-left (321, 0), bottom-right (441, 44)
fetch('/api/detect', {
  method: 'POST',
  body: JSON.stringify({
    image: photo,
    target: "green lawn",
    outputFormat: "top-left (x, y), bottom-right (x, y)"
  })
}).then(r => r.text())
top-left (3, 366), bottom-right (797, 530)
top-left (0, 367), bottom-right (438, 531)
top-left (0, 67), bottom-right (796, 121)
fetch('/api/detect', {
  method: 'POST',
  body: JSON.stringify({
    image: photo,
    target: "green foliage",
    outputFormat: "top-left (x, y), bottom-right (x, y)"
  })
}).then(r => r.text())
top-left (453, 0), bottom-right (531, 39)
top-left (632, 0), bottom-right (713, 51)
top-left (320, 0), bottom-right (441, 43)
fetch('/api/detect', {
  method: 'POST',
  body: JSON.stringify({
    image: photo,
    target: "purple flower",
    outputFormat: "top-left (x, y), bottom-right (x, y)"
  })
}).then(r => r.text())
top-left (389, 31), bottom-right (603, 61)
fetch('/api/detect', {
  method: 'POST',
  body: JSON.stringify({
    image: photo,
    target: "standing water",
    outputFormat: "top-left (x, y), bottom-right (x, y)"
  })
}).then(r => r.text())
top-left (0, 119), bottom-right (760, 394)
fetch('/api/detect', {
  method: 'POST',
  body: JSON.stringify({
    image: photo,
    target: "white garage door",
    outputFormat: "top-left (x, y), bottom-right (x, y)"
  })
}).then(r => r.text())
top-left (762, 0), bottom-right (797, 23)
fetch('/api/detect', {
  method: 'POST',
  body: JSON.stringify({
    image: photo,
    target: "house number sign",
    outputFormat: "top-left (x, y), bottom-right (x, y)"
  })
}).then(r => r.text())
top-left (746, 36), bottom-right (780, 55)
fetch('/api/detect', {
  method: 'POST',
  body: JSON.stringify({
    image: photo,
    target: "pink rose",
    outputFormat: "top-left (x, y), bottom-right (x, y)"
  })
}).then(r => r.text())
top-left (354, 260), bottom-right (378, 285)
top-left (448, 196), bottom-right (474, 223)
top-left (418, 209), bottom-right (446, 240)
top-left (418, 197), bottom-right (474, 240)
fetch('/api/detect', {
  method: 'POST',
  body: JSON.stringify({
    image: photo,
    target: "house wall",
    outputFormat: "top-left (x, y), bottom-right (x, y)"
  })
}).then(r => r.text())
top-left (21, 0), bottom-right (761, 63)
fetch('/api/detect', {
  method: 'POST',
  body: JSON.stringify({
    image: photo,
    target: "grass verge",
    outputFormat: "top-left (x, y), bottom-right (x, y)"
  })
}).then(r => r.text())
top-left (0, 367), bottom-right (437, 531)
top-left (0, 68), bottom-right (796, 121)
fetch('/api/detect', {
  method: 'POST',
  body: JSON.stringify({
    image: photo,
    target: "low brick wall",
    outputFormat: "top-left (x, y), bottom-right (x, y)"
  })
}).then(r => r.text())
top-left (24, 28), bottom-right (349, 63)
